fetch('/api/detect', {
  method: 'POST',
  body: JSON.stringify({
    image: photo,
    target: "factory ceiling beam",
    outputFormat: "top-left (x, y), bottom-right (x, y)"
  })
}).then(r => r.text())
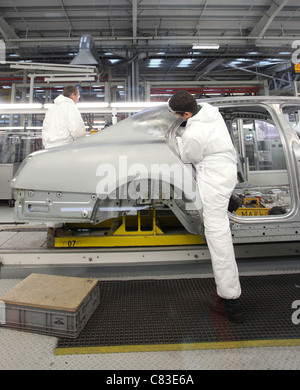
top-left (0, 15), bottom-right (18, 40)
top-left (4, 34), bottom-right (297, 49)
top-left (194, 58), bottom-right (225, 81)
top-left (248, 0), bottom-right (291, 39)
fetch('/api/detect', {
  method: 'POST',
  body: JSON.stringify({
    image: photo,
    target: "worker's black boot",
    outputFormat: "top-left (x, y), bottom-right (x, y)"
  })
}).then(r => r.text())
top-left (206, 292), bottom-right (244, 324)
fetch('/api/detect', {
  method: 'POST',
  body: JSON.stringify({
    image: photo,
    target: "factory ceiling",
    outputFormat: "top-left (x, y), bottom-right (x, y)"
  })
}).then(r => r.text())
top-left (0, 0), bottom-right (300, 98)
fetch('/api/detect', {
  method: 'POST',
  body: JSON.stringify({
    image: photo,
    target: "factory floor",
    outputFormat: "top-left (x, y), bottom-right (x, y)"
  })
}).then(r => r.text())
top-left (1, 277), bottom-right (300, 371)
top-left (0, 201), bottom-right (300, 371)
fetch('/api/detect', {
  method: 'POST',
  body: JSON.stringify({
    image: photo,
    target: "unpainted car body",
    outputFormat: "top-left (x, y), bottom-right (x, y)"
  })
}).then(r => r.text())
top-left (11, 96), bottom-right (300, 244)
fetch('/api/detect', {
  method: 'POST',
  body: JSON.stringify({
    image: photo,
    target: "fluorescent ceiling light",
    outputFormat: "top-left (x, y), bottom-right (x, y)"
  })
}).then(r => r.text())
top-left (0, 126), bottom-right (24, 130)
top-left (192, 43), bottom-right (220, 50)
top-left (111, 102), bottom-right (165, 108)
top-left (228, 61), bottom-right (242, 66)
top-left (178, 59), bottom-right (194, 67)
top-left (0, 127), bottom-right (42, 131)
top-left (149, 59), bottom-right (163, 68)
top-left (150, 94), bottom-right (172, 97)
top-left (44, 76), bottom-right (96, 82)
top-left (44, 102), bottom-right (109, 109)
top-left (0, 103), bottom-right (43, 109)
top-left (108, 59), bottom-right (121, 64)
top-left (77, 102), bottom-right (109, 108)
top-left (236, 58), bottom-right (254, 62)
top-left (266, 58), bottom-right (286, 62)
top-left (254, 60), bottom-right (273, 67)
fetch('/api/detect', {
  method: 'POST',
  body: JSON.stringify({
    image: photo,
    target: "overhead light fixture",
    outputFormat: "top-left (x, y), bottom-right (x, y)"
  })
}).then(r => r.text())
top-left (44, 102), bottom-right (109, 109)
top-left (108, 59), bottom-right (121, 64)
top-left (111, 102), bottom-right (165, 108)
top-left (44, 76), bottom-right (96, 82)
top-left (0, 103), bottom-right (43, 110)
top-left (148, 59), bottom-right (163, 68)
top-left (76, 102), bottom-right (109, 109)
top-left (192, 43), bottom-right (220, 50)
top-left (177, 59), bottom-right (194, 67)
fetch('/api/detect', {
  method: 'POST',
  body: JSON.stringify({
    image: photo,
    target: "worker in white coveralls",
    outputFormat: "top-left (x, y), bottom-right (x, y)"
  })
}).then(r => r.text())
top-left (42, 85), bottom-right (86, 149)
top-left (42, 85), bottom-right (86, 231)
top-left (168, 90), bottom-right (243, 323)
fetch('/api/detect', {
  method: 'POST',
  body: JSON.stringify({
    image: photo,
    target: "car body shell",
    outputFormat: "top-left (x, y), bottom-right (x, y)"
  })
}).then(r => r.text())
top-left (11, 96), bottom-right (300, 244)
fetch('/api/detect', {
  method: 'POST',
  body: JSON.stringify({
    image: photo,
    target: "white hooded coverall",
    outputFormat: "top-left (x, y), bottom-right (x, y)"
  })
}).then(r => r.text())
top-left (42, 94), bottom-right (86, 148)
top-left (177, 102), bottom-right (241, 299)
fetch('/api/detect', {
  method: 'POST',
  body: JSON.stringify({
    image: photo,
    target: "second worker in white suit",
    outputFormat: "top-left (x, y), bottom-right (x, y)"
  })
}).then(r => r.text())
top-left (42, 85), bottom-right (86, 230)
top-left (42, 85), bottom-right (86, 149)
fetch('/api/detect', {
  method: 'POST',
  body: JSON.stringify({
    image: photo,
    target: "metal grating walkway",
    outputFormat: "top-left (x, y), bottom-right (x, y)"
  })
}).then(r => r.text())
top-left (55, 273), bottom-right (300, 355)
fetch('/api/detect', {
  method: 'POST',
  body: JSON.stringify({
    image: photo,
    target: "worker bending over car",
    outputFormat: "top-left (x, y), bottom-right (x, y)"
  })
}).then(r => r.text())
top-left (168, 90), bottom-right (243, 323)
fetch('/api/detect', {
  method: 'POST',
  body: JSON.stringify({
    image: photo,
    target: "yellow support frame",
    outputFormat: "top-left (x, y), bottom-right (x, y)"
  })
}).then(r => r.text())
top-left (54, 210), bottom-right (205, 248)
top-left (112, 209), bottom-right (164, 236)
